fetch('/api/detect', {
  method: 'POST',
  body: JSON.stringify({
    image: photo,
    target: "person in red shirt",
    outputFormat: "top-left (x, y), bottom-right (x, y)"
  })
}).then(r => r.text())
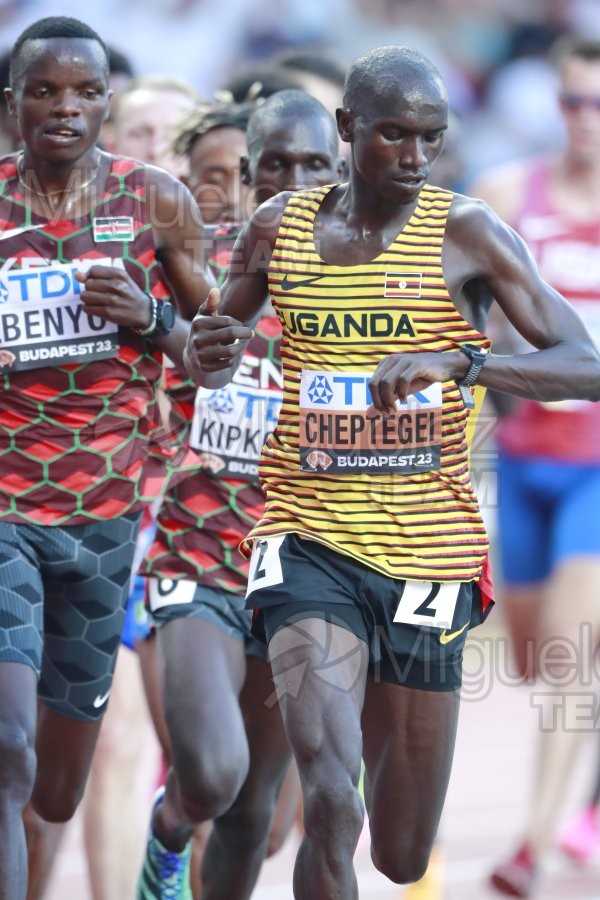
top-left (471, 35), bottom-right (600, 898)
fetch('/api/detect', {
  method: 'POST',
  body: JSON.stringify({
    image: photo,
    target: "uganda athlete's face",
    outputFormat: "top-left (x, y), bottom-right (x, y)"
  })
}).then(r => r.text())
top-left (6, 37), bottom-right (110, 165)
top-left (245, 115), bottom-right (342, 206)
top-left (339, 84), bottom-right (447, 203)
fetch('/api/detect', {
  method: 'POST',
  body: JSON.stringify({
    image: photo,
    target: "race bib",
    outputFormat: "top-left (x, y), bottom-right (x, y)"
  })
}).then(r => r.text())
top-left (0, 257), bottom-right (120, 371)
top-left (299, 369), bottom-right (442, 475)
top-left (147, 577), bottom-right (197, 611)
top-left (393, 581), bottom-right (461, 630)
top-left (190, 365), bottom-right (283, 480)
top-left (246, 535), bottom-right (285, 598)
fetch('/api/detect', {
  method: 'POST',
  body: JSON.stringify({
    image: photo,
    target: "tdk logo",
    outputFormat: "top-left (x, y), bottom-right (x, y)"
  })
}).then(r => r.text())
top-left (208, 388), bottom-right (235, 415)
top-left (307, 375), bottom-right (334, 404)
top-left (0, 258), bottom-right (124, 305)
top-left (0, 266), bottom-right (83, 304)
top-left (302, 372), bottom-right (435, 408)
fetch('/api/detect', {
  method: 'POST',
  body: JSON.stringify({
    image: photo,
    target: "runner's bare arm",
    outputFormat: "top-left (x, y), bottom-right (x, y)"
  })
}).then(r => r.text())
top-left (184, 194), bottom-right (287, 387)
top-left (75, 168), bottom-right (214, 365)
top-left (369, 197), bottom-right (600, 412)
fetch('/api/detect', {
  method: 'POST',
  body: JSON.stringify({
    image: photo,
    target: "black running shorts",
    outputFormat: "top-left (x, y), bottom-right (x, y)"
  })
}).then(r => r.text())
top-left (246, 533), bottom-right (481, 691)
top-left (0, 513), bottom-right (141, 720)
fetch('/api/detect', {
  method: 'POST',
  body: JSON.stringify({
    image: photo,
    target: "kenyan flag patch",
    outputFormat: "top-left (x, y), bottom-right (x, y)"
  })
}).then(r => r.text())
top-left (93, 216), bottom-right (134, 242)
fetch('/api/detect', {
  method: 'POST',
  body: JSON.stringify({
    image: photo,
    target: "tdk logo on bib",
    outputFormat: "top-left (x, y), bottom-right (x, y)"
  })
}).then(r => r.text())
top-left (0, 258), bottom-right (124, 304)
top-left (0, 266), bottom-right (82, 303)
top-left (301, 372), bottom-right (434, 409)
top-left (207, 388), bottom-right (234, 415)
top-left (307, 375), bottom-right (334, 404)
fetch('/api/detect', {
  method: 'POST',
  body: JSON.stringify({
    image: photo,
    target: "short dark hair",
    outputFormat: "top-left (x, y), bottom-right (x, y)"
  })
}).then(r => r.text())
top-left (107, 45), bottom-right (135, 78)
top-left (10, 16), bottom-right (108, 84)
top-left (274, 49), bottom-right (346, 87)
top-left (222, 65), bottom-right (302, 103)
top-left (246, 89), bottom-right (338, 156)
top-left (173, 99), bottom-right (256, 158)
top-left (343, 45), bottom-right (446, 113)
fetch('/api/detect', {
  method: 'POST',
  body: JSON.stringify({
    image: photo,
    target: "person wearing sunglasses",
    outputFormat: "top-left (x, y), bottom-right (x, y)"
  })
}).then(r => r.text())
top-left (471, 35), bottom-right (600, 898)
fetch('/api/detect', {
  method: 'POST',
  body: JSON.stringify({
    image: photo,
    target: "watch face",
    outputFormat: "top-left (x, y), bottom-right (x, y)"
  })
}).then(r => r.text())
top-left (158, 300), bottom-right (176, 333)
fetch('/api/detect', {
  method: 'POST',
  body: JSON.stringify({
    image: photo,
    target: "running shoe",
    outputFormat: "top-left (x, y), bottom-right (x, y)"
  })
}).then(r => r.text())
top-left (556, 806), bottom-right (599, 865)
top-left (137, 788), bottom-right (193, 900)
top-left (489, 844), bottom-right (537, 897)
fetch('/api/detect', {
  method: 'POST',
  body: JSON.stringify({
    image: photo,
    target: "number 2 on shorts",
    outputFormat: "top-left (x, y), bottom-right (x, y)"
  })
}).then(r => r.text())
top-left (246, 535), bottom-right (285, 598)
top-left (394, 580), bottom-right (461, 629)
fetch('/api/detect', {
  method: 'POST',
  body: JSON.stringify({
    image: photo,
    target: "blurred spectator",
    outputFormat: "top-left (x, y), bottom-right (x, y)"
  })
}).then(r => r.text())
top-left (0, 50), bottom-right (20, 154)
top-left (108, 75), bottom-right (201, 179)
top-left (471, 34), bottom-right (600, 898)
top-left (99, 45), bottom-right (136, 149)
top-left (221, 64), bottom-right (301, 103)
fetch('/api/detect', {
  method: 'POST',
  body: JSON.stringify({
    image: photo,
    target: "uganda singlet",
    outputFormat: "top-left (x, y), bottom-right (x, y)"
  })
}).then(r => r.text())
top-left (141, 224), bottom-right (283, 592)
top-left (498, 160), bottom-right (600, 463)
top-left (241, 184), bottom-right (491, 583)
top-left (0, 156), bottom-right (169, 525)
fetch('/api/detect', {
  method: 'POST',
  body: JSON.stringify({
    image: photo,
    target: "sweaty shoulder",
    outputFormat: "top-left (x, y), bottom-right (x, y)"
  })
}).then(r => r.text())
top-left (246, 191), bottom-right (293, 245)
top-left (468, 161), bottom-right (532, 224)
top-left (444, 192), bottom-right (528, 284)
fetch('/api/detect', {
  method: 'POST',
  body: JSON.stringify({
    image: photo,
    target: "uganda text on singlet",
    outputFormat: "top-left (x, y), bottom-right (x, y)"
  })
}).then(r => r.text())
top-left (0, 156), bottom-right (170, 525)
top-left (240, 184), bottom-right (491, 583)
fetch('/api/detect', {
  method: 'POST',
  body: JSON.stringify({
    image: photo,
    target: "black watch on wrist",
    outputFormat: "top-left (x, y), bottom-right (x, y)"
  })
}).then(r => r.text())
top-left (137, 296), bottom-right (176, 338)
top-left (456, 343), bottom-right (488, 409)
top-left (152, 299), bottom-right (176, 337)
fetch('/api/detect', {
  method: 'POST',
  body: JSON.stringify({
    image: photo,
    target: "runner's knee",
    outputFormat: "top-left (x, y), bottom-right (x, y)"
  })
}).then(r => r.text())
top-left (32, 777), bottom-right (86, 823)
top-left (371, 839), bottom-right (431, 884)
top-left (176, 742), bottom-right (250, 822)
top-left (0, 720), bottom-right (35, 805)
top-left (303, 778), bottom-right (364, 848)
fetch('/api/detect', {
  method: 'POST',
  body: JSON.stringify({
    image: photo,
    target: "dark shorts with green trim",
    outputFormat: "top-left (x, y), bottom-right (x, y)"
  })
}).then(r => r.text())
top-left (247, 534), bottom-right (483, 692)
top-left (0, 513), bottom-right (141, 721)
top-left (147, 577), bottom-right (266, 660)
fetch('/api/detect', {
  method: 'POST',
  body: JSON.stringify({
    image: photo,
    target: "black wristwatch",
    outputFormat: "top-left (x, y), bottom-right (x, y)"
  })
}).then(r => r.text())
top-left (137, 295), bottom-right (176, 338)
top-left (456, 343), bottom-right (488, 409)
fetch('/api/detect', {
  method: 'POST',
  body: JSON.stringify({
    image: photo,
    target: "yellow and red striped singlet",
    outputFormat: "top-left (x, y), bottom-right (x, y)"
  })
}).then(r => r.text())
top-left (241, 184), bottom-right (491, 583)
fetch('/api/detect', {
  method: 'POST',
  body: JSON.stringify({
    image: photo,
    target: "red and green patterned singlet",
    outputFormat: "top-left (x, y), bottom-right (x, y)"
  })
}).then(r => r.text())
top-left (141, 225), bottom-right (283, 593)
top-left (0, 155), bottom-right (170, 525)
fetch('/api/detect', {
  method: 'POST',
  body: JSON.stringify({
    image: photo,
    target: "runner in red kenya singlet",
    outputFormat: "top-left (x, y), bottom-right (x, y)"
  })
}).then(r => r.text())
top-left (0, 16), bottom-right (211, 900)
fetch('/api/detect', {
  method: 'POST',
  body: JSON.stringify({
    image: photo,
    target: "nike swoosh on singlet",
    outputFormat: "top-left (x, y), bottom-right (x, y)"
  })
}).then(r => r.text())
top-left (280, 274), bottom-right (324, 291)
top-left (439, 622), bottom-right (469, 645)
top-left (0, 224), bottom-right (45, 241)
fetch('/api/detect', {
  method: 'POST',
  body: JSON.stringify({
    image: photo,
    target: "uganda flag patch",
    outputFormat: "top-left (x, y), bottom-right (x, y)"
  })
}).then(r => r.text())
top-left (93, 216), bottom-right (134, 242)
top-left (384, 272), bottom-right (422, 298)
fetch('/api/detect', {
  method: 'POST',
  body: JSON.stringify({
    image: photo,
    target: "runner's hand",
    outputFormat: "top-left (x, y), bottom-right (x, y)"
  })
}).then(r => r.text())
top-left (75, 265), bottom-right (151, 328)
top-left (369, 350), bottom-right (470, 414)
top-left (184, 287), bottom-right (254, 377)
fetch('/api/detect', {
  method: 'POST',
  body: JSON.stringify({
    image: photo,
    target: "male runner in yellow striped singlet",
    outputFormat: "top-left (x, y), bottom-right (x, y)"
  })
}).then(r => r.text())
top-left (184, 45), bottom-right (600, 899)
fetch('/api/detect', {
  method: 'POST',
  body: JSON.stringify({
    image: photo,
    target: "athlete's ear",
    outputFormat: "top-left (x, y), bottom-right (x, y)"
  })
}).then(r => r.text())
top-left (240, 155), bottom-right (251, 185)
top-left (336, 108), bottom-right (353, 143)
top-left (103, 90), bottom-right (114, 122)
top-left (4, 87), bottom-right (15, 118)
